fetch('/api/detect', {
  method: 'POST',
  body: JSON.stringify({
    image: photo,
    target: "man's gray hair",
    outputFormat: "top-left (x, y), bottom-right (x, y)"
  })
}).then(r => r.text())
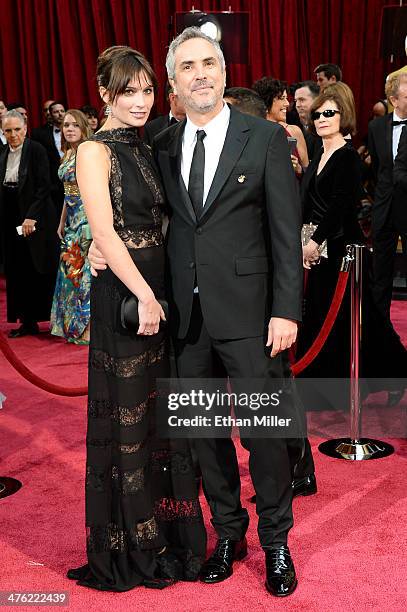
top-left (2, 110), bottom-right (26, 125)
top-left (166, 27), bottom-right (226, 79)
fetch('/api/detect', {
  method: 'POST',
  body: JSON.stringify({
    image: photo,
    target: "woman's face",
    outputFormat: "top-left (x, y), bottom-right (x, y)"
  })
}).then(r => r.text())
top-left (87, 115), bottom-right (98, 131)
top-left (63, 114), bottom-right (83, 145)
top-left (312, 99), bottom-right (341, 138)
top-left (3, 116), bottom-right (26, 147)
top-left (104, 71), bottom-right (154, 128)
top-left (268, 90), bottom-right (289, 122)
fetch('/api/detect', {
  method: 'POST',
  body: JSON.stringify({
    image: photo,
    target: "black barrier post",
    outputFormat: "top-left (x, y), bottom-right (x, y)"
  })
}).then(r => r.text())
top-left (319, 244), bottom-right (394, 460)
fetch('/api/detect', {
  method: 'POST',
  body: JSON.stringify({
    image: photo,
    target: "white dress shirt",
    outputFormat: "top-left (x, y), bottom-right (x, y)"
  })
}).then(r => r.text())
top-left (4, 143), bottom-right (23, 183)
top-left (392, 110), bottom-right (407, 160)
top-left (181, 103), bottom-right (230, 205)
top-left (53, 126), bottom-right (63, 158)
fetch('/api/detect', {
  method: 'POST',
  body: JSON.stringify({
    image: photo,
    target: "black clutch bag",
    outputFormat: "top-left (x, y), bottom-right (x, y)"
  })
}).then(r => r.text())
top-left (120, 295), bottom-right (169, 332)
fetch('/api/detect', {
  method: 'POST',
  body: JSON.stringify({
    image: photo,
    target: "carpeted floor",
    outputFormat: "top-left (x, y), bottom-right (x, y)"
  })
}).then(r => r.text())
top-left (1, 278), bottom-right (406, 611)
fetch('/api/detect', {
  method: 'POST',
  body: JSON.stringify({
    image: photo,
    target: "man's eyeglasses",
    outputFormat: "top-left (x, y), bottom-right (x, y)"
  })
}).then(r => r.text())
top-left (311, 109), bottom-right (340, 120)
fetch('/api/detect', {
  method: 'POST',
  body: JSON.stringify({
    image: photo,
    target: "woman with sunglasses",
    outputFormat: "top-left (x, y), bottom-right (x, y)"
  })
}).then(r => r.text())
top-left (297, 84), bottom-right (407, 393)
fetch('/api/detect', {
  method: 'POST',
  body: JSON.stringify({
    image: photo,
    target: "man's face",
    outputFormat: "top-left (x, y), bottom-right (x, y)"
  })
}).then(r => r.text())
top-left (295, 87), bottom-right (315, 122)
top-left (391, 83), bottom-right (407, 119)
top-left (3, 117), bottom-right (27, 148)
top-left (43, 99), bottom-right (55, 123)
top-left (50, 104), bottom-right (65, 126)
top-left (315, 72), bottom-right (336, 90)
top-left (0, 101), bottom-right (7, 121)
top-left (15, 107), bottom-right (27, 122)
top-left (171, 37), bottom-right (225, 116)
top-left (168, 92), bottom-right (186, 121)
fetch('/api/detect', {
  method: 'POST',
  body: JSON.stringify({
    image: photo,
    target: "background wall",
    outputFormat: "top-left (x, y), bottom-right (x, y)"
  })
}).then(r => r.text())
top-left (0, 0), bottom-right (405, 140)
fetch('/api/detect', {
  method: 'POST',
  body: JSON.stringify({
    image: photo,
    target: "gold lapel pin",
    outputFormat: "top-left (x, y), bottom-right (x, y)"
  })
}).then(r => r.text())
top-left (238, 174), bottom-right (246, 183)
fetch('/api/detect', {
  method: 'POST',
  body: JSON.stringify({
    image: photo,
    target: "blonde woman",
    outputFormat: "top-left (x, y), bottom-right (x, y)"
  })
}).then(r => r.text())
top-left (50, 110), bottom-right (92, 343)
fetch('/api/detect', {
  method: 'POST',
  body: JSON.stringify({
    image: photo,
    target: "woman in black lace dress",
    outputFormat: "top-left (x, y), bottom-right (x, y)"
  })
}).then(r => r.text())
top-left (67, 46), bottom-right (206, 591)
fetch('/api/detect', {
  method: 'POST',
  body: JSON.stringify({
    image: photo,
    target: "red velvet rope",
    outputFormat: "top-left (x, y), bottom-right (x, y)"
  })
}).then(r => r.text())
top-left (0, 269), bottom-right (350, 396)
top-left (0, 330), bottom-right (87, 396)
top-left (291, 270), bottom-right (350, 376)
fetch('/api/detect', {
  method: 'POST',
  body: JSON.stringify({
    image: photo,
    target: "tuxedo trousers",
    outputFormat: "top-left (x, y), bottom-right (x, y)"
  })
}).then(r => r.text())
top-left (174, 295), bottom-right (302, 547)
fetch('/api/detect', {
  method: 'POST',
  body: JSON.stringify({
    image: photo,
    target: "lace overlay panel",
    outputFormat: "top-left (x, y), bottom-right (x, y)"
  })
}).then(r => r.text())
top-left (90, 342), bottom-right (165, 378)
top-left (86, 438), bottom-right (144, 454)
top-left (86, 466), bottom-right (106, 492)
top-left (88, 398), bottom-right (149, 426)
top-left (86, 517), bottom-right (159, 553)
top-left (117, 225), bottom-right (163, 250)
top-left (154, 498), bottom-right (202, 522)
top-left (131, 146), bottom-right (165, 206)
top-left (151, 450), bottom-right (193, 476)
top-left (112, 465), bottom-right (145, 494)
top-left (108, 148), bottom-right (124, 228)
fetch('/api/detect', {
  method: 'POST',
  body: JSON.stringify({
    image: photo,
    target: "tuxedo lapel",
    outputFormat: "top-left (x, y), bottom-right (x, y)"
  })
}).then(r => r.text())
top-left (385, 113), bottom-right (394, 165)
top-left (201, 108), bottom-right (250, 217)
top-left (18, 139), bottom-right (29, 193)
top-left (168, 119), bottom-right (196, 223)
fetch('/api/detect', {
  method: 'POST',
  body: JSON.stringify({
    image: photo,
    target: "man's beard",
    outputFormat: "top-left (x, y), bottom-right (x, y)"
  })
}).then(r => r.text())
top-left (178, 85), bottom-right (224, 115)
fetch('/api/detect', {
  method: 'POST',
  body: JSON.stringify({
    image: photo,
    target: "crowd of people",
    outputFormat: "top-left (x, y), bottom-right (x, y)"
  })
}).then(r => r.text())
top-left (0, 34), bottom-right (406, 597)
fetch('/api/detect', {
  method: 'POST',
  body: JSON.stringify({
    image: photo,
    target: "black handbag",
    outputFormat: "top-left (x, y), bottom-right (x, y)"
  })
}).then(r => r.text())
top-left (120, 295), bottom-right (169, 332)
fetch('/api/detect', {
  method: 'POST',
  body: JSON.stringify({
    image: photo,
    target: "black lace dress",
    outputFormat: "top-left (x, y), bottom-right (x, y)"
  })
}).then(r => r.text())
top-left (73, 128), bottom-right (206, 591)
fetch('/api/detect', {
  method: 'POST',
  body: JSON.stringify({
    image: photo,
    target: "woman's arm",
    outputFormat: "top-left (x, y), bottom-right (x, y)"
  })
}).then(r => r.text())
top-left (57, 204), bottom-right (67, 239)
top-left (76, 141), bottom-right (165, 334)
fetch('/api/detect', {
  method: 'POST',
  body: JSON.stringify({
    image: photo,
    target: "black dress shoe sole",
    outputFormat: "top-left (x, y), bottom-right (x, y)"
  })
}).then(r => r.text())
top-left (265, 577), bottom-right (298, 597)
top-left (199, 548), bottom-right (248, 584)
top-left (293, 486), bottom-right (317, 498)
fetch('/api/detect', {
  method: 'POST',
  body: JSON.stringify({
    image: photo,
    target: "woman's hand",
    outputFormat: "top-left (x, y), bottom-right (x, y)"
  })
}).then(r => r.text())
top-left (57, 221), bottom-right (65, 240)
top-left (22, 218), bottom-right (36, 237)
top-left (302, 239), bottom-right (320, 269)
top-left (291, 154), bottom-right (302, 175)
top-left (137, 294), bottom-right (166, 336)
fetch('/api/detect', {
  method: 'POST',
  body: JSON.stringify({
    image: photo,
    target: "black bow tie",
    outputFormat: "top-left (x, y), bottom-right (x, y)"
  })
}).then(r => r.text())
top-left (392, 120), bottom-right (407, 127)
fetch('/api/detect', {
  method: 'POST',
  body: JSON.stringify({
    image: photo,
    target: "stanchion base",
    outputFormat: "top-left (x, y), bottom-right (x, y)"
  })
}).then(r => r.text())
top-left (0, 477), bottom-right (22, 499)
top-left (318, 438), bottom-right (394, 460)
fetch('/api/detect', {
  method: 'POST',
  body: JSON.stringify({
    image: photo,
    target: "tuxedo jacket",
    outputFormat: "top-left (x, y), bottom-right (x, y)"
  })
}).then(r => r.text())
top-left (368, 113), bottom-right (397, 234)
top-left (154, 106), bottom-right (303, 340)
top-left (0, 138), bottom-right (58, 273)
top-left (393, 126), bottom-right (407, 233)
top-left (143, 114), bottom-right (172, 147)
top-left (30, 124), bottom-right (64, 213)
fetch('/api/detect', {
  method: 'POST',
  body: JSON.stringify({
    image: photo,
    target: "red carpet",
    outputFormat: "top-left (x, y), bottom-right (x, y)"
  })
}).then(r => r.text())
top-left (1, 277), bottom-right (407, 611)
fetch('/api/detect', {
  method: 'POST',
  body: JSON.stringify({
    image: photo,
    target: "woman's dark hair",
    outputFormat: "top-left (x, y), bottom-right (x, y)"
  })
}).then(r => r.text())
top-left (309, 82), bottom-right (356, 137)
top-left (97, 46), bottom-right (158, 103)
top-left (80, 104), bottom-right (98, 118)
top-left (252, 77), bottom-right (287, 111)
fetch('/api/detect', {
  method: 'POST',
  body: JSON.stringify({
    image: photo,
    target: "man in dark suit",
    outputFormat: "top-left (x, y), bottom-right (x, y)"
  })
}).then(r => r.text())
top-left (31, 101), bottom-right (65, 216)
top-left (143, 82), bottom-right (186, 146)
top-left (393, 125), bottom-right (407, 274)
top-left (368, 73), bottom-right (407, 318)
top-left (156, 28), bottom-right (303, 597)
top-left (0, 111), bottom-right (58, 336)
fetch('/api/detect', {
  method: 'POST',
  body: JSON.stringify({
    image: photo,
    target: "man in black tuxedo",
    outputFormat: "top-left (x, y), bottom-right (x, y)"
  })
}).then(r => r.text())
top-left (31, 101), bottom-right (65, 216)
top-left (143, 82), bottom-right (186, 146)
top-left (156, 28), bottom-right (302, 596)
top-left (368, 73), bottom-right (407, 318)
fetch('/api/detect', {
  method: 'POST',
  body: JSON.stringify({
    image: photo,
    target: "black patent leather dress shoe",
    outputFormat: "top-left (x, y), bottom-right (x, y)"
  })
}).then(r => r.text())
top-left (250, 473), bottom-right (317, 504)
top-left (199, 537), bottom-right (247, 583)
top-left (292, 473), bottom-right (317, 498)
top-left (8, 324), bottom-right (39, 338)
top-left (265, 546), bottom-right (297, 597)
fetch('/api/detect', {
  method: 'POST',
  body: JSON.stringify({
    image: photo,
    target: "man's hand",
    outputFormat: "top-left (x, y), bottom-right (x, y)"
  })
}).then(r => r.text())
top-left (302, 239), bottom-right (320, 269)
top-left (266, 317), bottom-right (298, 358)
top-left (88, 241), bottom-right (107, 277)
top-left (22, 218), bottom-right (36, 237)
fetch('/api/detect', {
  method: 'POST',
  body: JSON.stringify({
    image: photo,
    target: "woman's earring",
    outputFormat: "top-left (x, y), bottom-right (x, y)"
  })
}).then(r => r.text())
top-left (105, 105), bottom-right (111, 116)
